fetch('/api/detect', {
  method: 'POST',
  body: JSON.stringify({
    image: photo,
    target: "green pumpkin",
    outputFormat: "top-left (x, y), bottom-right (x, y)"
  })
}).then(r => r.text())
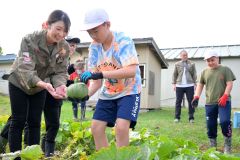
top-left (67, 82), bottom-right (88, 99)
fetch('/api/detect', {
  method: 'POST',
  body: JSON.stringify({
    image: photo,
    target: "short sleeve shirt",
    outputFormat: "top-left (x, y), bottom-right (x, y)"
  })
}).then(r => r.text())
top-left (88, 31), bottom-right (142, 100)
top-left (199, 65), bottom-right (236, 104)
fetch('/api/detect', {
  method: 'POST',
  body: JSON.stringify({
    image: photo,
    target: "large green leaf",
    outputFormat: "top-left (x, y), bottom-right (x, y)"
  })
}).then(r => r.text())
top-left (116, 146), bottom-right (141, 160)
top-left (156, 136), bottom-right (177, 159)
top-left (171, 154), bottom-right (200, 160)
top-left (138, 144), bottom-right (154, 160)
top-left (215, 152), bottom-right (240, 160)
top-left (89, 145), bottom-right (142, 160)
top-left (89, 145), bottom-right (116, 160)
top-left (20, 145), bottom-right (43, 160)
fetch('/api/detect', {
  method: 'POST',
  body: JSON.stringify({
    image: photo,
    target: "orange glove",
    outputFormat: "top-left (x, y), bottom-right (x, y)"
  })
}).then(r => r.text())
top-left (218, 94), bottom-right (228, 107)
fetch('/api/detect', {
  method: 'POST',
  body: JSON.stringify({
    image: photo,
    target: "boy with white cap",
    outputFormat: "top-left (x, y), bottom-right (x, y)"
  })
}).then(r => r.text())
top-left (80, 8), bottom-right (142, 150)
top-left (192, 49), bottom-right (236, 154)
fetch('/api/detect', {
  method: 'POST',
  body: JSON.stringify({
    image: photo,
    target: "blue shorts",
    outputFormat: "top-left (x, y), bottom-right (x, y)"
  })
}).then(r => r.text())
top-left (93, 94), bottom-right (141, 129)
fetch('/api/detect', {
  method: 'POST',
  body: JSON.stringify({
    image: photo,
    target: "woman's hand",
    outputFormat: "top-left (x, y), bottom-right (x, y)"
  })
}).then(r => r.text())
top-left (37, 81), bottom-right (55, 92)
top-left (44, 83), bottom-right (64, 99)
top-left (44, 83), bottom-right (55, 93)
top-left (55, 85), bottom-right (67, 98)
top-left (37, 81), bottom-right (66, 99)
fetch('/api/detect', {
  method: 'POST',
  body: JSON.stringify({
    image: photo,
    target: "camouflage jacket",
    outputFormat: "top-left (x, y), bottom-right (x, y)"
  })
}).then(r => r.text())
top-left (8, 30), bottom-right (70, 95)
top-left (172, 60), bottom-right (197, 85)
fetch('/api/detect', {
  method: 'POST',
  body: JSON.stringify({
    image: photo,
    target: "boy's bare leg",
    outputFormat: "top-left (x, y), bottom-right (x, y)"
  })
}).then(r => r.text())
top-left (115, 118), bottom-right (130, 147)
top-left (91, 120), bottom-right (108, 150)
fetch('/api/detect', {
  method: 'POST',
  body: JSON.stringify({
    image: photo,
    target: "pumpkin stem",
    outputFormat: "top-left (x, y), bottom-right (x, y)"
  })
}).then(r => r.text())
top-left (74, 78), bottom-right (80, 83)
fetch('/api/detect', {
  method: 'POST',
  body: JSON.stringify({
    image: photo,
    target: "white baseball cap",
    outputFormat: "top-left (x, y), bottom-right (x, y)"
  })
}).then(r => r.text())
top-left (204, 49), bottom-right (219, 60)
top-left (81, 8), bottom-right (109, 31)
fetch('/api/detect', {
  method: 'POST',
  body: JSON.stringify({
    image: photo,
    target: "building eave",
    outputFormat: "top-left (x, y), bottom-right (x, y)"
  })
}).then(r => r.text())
top-left (133, 38), bottom-right (168, 68)
top-left (0, 60), bottom-right (15, 64)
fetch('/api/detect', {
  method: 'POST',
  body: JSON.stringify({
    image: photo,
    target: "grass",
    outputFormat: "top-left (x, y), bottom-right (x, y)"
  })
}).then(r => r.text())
top-left (0, 95), bottom-right (240, 154)
top-left (0, 94), bottom-right (10, 115)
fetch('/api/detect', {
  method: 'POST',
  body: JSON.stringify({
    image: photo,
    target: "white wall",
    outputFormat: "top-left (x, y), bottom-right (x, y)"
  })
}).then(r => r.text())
top-left (0, 79), bottom-right (8, 94)
top-left (222, 58), bottom-right (240, 108)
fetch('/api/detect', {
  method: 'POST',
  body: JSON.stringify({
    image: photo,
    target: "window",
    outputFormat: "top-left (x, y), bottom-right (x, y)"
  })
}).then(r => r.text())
top-left (139, 64), bottom-right (146, 87)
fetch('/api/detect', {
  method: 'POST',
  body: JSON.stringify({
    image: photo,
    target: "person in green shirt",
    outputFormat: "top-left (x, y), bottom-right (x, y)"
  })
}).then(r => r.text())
top-left (192, 49), bottom-right (236, 154)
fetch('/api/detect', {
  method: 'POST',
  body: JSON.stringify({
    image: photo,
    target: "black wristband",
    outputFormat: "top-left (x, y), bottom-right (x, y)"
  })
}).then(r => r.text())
top-left (92, 72), bottom-right (103, 80)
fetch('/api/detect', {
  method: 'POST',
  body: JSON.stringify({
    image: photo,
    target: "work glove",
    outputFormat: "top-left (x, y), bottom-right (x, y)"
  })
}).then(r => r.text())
top-left (191, 96), bottom-right (199, 108)
top-left (67, 64), bottom-right (75, 75)
top-left (80, 71), bottom-right (103, 84)
top-left (66, 80), bottom-right (74, 87)
top-left (218, 94), bottom-right (228, 107)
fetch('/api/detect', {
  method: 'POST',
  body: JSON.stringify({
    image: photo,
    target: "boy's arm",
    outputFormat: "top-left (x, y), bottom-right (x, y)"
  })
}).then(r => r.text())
top-left (194, 83), bottom-right (204, 97)
top-left (224, 81), bottom-right (233, 96)
top-left (80, 65), bottom-right (137, 83)
top-left (88, 79), bottom-right (102, 97)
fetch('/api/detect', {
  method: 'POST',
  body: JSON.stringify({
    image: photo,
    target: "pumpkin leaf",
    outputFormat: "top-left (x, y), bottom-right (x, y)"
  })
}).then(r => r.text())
top-left (20, 145), bottom-right (43, 160)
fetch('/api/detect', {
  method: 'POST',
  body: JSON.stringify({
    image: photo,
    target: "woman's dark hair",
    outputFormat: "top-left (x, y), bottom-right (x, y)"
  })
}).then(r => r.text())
top-left (47, 10), bottom-right (71, 33)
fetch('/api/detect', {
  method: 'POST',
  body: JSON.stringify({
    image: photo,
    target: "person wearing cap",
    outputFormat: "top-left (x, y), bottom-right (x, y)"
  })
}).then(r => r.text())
top-left (65, 36), bottom-right (80, 62)
top-left (68, 60), bottom-right (88, 121)
top-left (192, 49), bottom-right (236, 154)
top-left (65, 36), bottom-right (81, 85)
top-left (65, 37), bottom-right (89, 121)
top-left (172, 50), bottom-right (197, 123)
top-left (5, 10), bottom-right (71, 159)
top-left (79, 8), bottom-right (142, 150)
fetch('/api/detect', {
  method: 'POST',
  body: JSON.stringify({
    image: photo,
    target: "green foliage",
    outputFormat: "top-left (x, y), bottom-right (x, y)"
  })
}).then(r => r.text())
top-left (20, 145), bottom-right (43, 160)
top-left (0, 95), bottom-right (11, 116)
top-left (89, 144), bottom-right (141, 160)
top-left (0, 145), bottom-right (43, 160)
top-left (0, 115), bottom-right (9, 124)
top-left (85, 128), bottom-right (240, 160)
top-left (1, 95), bottom-right (240, 159)
top-left (0, 115), bottom-right (9, 131)
top-left (127, 128), bottom-right (240, 160)
top-left (54, 120), bottom-right (96, 159)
